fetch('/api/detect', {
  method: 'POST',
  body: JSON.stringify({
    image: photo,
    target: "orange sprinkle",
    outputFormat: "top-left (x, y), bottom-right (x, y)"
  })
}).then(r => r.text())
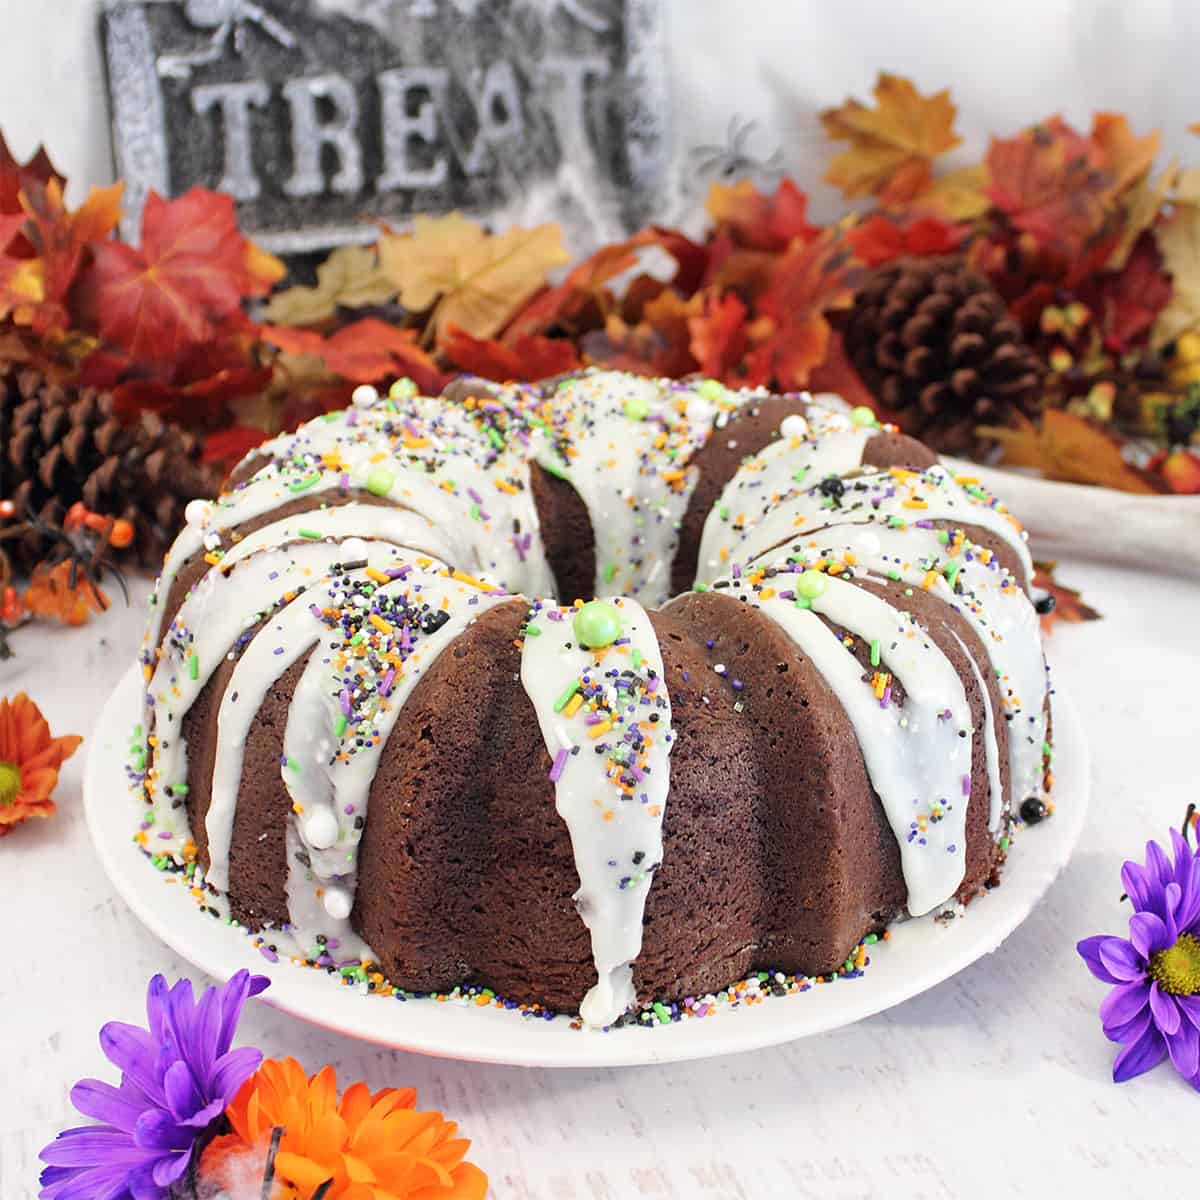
top-left (902, 498), bottom-right (928, 510)
top-left (563, 693), bottom-right (584, 718)
top-left (495, 479), bottom-right (518, 495)
top-left (365, 567), bottom-right (390, 584)
top-left (451, 569), bottom-right (493, 591)
top-left (369, 614), bottom-right (393, 635)
top-left (588, 721), bottom-right (613, 740)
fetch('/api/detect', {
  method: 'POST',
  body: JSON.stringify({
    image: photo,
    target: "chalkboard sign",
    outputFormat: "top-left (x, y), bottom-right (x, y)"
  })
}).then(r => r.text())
top-left (102, 0), bottom-right (669, 253)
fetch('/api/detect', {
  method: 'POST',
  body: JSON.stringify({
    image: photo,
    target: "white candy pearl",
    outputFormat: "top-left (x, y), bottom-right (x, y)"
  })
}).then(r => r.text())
top-left (351, 384), bottom-right (379, 407)
top-left (685, 396), bottom-right (715, 424)
top-left (780, 415), bottom-right (809, 439)
top-left (339, 537), bottom-right (370, 562)
top-left (302, 807), bottom-right (339, 850)
top-left (323, 886), bottom-right (353, 920)
top-left (184, 499), bottom-right (213, 526)
top-left (854, 530), bottom-right (882, 557)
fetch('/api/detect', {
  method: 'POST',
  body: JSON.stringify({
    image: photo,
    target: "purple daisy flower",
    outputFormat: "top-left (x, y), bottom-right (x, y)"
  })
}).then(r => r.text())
top-left (39, 970), bottom-right (269, 1200)
top-left (1077, 827), bottom-right (1200, 1089)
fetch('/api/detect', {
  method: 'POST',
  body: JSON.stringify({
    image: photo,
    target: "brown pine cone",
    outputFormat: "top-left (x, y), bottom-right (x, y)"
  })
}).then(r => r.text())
top-left (0, 361), bottom-right (219, 572)
top-left (842, 256), bottom-right (1045, 456)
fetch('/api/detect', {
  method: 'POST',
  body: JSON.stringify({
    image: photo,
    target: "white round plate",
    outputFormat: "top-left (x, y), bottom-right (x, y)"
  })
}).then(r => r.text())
top-left (86, 661), bottom-right (1088, 1068)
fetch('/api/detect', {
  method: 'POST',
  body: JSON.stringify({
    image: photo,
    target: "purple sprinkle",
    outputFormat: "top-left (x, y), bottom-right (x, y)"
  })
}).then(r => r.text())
top-left (157, 830), bottom-right (172, 840)
top-left (339, 689), bottom-right (353, 717)
top-left (549, 747), bottom-right (570, 782)
top-left (259, 946), bottom-right (279, 963)
top-left (915, 519), bottom-right (933, 529)
top-left (380, 667), bottom-right (396, 696)
top-left (273, 647), bottom-right (285, 655)
top-left (339, 473), bottom-right (350, 494)
top-left (880, 684), bottom-right (892, 709)
top-left (961, 774), bottom-right (971, 796)
top-left (467, 487), bottom-right (483, 504)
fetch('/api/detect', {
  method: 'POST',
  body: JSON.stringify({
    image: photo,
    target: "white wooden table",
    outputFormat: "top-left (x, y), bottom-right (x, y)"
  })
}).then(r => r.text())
top-left (1, 560), bottom-right (1196, 1200)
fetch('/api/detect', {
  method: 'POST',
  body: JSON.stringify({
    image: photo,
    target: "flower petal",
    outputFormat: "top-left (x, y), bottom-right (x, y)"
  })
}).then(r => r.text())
top-left (134, 1107), bottom-right (193, 1153)
top-left (1103, 1007), bottom-right (1153, 1046)
top-left (1149, 982), bottom-right (1181, 1035)
top-left (1100, 980), bottom-right (1150, 1033)
top-left (144, 975), bottom-right (170, 1047)
top-left (69, 1078), bottom-right (146, 1133)
top-left (38, 1160), bottom-right (135, 1200)
top-left (98, 1022), bottom-right (164, 1106)
top-left (1096, 937), bottom-right (1146, 983)
top-left (128, 1160), bottom-right (165, 1200)
top-left (208, 1046), bottom-right (263, 1107)
top-left (1077, 936), bottom-right (1123, 984)
top-left (1177, 994), bottom-right (1200, 1032)
top-left (1112, 1024), bottom-right (1168, 1082)
top-left (1146, 838), bottom-right (1172, 888)
top-left (152, 1144), bottom-right (193, 1187)
top-left (1166, 1019), bottom-right (1200, 1080)
top-left (162, 1059), bottom-right (202, 1122)
top-left (1128, 911), bottom-right (1170, 960)
top-left (1121, 860), bottom-right (1154, 913)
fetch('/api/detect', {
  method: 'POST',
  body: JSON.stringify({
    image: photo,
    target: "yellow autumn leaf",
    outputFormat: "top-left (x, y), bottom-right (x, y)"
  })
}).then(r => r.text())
top-left (1109, 161), bottom-right (1179, 269)
top-left (262, 244), bottom-right (397, 325)
top-left (379, 213), bottom-right (569, 340)
top-left (980, 410), bottom-right (1159, 493)
top-left (916, 164), bottom-right (991, 221)
top-left (821, 72), bottom-right (962, 204)
top-left (1153, 204), bottom-right (1200, 348)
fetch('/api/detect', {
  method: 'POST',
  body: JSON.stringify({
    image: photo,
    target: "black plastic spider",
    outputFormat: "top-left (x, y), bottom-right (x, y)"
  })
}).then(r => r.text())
top-left (688, 115), bottom-right (785, 181)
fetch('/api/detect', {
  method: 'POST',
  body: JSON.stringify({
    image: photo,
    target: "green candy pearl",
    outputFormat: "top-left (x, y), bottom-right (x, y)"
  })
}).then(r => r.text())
top-left (366, 468), bottom-right (395, 497)
top-left (389, 377), bottom-right (418, 401)
top-left (850, 405), bottom-right (878, 428)
top-left (573, 600), bottom-right (623, 649)
top-left (695, 379), bottom-right (728, 402)
top-left (796, 569), bottom-right (828, 600)
top-left (623, 397), bottom-right (651, 421)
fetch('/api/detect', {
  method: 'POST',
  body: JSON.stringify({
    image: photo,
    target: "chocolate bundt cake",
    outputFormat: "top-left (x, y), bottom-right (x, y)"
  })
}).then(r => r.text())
top-left (137, 370), bottom-right (1049, 1027)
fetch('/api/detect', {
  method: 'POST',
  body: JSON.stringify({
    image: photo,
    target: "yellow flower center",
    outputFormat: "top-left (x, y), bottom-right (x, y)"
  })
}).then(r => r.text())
top-left (0, 761), bottom-right (19, 807)
top-left (1149, 932), bottom-right (1200, 996)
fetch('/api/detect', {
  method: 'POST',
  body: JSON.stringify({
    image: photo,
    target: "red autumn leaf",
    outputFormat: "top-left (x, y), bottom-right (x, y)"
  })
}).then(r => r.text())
top-left (1089, 232), bottom-right (1171, 353)
top-left (986, 118), bottom-right (1113, 259)
top-left (581, 290), bottom-right (700, 378)
top-left (0, 132), bottom-right (64, 250)
top-left (618, 274), bottom-right (671, 323)
top-left (261, 318), bottom-right (447, 392)
top-left (640, 225), bottom-right (711, 293)
top-left (110, 364), bottom-right (275, 426)
top-left (806, 330), bottom-right (880, 412)
top-left (687, 291), bottom-right (750, 382)
top-left (0, 212), bottom-right (23, 253)
top-left (76, 189), bottom-right (284, 364)
top-left (201, 424), bottom-right (270, 469)
top-left (746, 230), bottom-right (856, 391)
top-left (847, 213), bottom-right (968, 267)
top-left (706, 179), bottom-right (820, 253)
top-left (440, 324), bottom-right (581, 382)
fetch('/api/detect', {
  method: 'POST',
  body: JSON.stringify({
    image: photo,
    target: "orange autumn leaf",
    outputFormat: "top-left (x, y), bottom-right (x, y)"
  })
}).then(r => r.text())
top-left (16, 177), bottom-right (123, 333)
top-left (846, 213), bottom-right (967, 267)
top-left (582, 289), bottom-right (701, 378)
top-left (705, 178), bottom-right (819, 252)
top-left (200, 1057), bottom-right (488, 1200)
top-left (77, 188), bottom-right (284, 364)
top-left (821, 72), bottom-right (962, 206)
top-left (979, 409), bottom-right (1161, 493)
top-left (1032, 563), bottom-right (1102, 634)
top-left (0, 131), bottom-right (63, 229)
top-left (261, 318), bottom-right (447, 392)
top-left (1089, 113), bottom-right (1160, 197)
top-left (746, 229), bottom-right (856, 391)
top-left (440, 324), bottom-right (580, 382)
top-left (23, 560), bottom-right (110, 626)
top-left (687, 291), bottom-right (755, 384)
top-left (985, 117), bottom-right (1112, 258)
top-left (0, 692), bottom-right (81, 838)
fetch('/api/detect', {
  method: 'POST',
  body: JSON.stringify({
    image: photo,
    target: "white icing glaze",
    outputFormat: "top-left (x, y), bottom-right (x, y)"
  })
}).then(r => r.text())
top-left (278, 558), bottom-right (510, 946)
top-left (950, 630), bottom-right (1006, 834)
top-left (520, 597), bottom-right (675, 1026)
top-left (751, 574), bottom-right (973, 916)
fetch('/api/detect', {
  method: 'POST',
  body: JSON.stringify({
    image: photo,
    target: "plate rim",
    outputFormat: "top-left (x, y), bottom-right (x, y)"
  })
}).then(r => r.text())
top-left (84, 660), bottom-right (1089, 1069)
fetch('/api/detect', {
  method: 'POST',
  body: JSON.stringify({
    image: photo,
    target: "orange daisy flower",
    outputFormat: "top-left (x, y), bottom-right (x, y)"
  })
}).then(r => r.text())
top-left (200, 1057), bottom-right (488, 1200)
top-left (0, 693), bottom-right (82, 838)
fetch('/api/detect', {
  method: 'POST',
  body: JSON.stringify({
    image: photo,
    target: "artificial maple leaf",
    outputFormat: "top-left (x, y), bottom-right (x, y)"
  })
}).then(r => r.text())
top-left (806, 331), bottom-right (880, 412)
top-left (0, 132), bottom-right (63, 234)
top-left (1152, 203), bottom-right (1200, 348)
top-left (1089, 113), bottom-right (1160, 197)
top-left (821, 73), bottom-right (961, 206)
top-left (582, 289), bottom-right (701, 378)
top-left (1031, 563), bottom-right (1102, 633)
top-left (687, 291), bottom-right (751, 383)
top-left (378, 213), bottom-right (568, 341)
top-left (1109, 161), bottom-right (1180, 269)
top-left (914, 164), bottom-right (991, 221)
top-left (201, 424), bottom-right (269, 470)
top-left (706, 179), bottom-right (819, 253)
top-left (503, 239), bottom-right (639, 341)
top-left (1091, 232), bottom-right (1171, 353)
top-left (260, 243), bottom-right (397, 326)
top-left (746, 229), bottom-right (856, 391)
top-left (110, 364), bottom-right (275, 426)
top-left (76, 189), bottom-right (284, 364)
top-left (0, 250), bottom-right (43, 322)
top-left (14, 178), bottom-right (123, 334)
top-left (261, 319), bottom-right (446, 391)
top-left (439, 324), bottom-right (580, 382)
top-left (23, 560), bottom-right (108, 626)
top-left (641, 225), bottom-right (711, 294)
top-left (979, 409), bottom-right (1161, 493)
top-left (847, 213), bottom-right (967, 267)
top-left (985, 117), bottom-right (1113, 259)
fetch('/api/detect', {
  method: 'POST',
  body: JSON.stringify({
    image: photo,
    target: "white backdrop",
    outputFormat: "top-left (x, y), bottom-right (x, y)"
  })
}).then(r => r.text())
top-left (4, 0), bottom-right (1200, 235)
